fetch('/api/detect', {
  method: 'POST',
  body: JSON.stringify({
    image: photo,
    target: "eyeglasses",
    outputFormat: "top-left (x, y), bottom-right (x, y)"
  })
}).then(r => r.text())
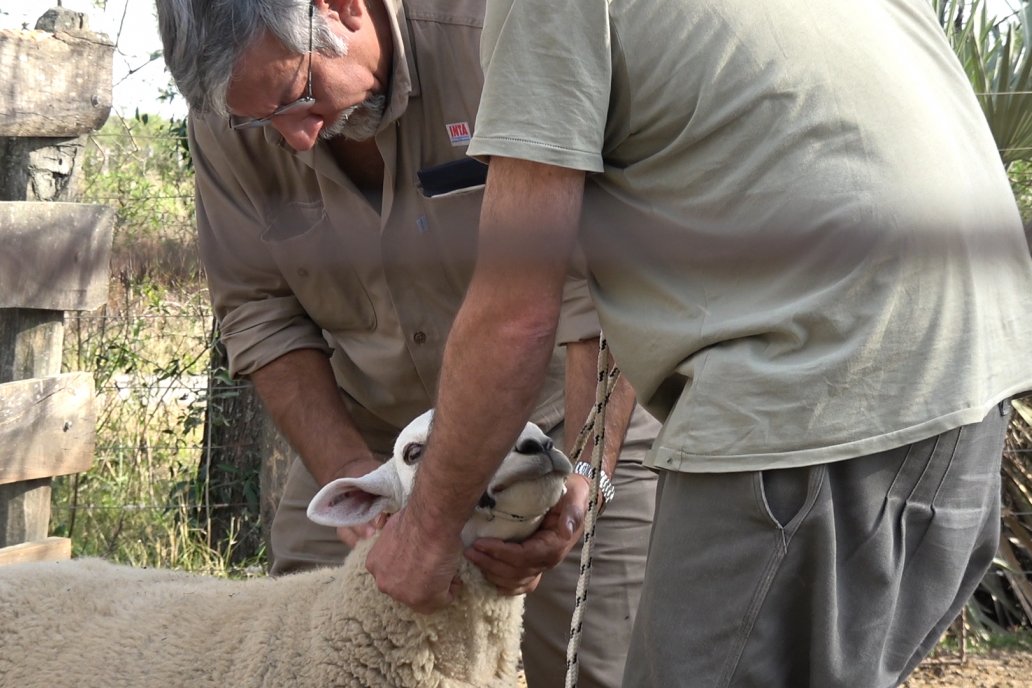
top-left (230, 2), bottom-right (316, 130)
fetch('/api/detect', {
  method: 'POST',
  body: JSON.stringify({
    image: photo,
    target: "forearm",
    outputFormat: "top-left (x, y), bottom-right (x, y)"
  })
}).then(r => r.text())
top-left (248, 348), bottom-right (379, 486)
top-left (563, 338), bottom-right (637, 480)
top-left (415, 298), bottom-right (562, 534)
top-left (367, 160), bottom-right (590, 609)
top-left (407, 158), bottom-right (587, 538)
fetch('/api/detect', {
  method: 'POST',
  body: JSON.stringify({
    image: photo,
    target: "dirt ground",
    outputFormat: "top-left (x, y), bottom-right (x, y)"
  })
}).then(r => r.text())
top-left (518, 650), bottom-right (1032, 687)
top-left (903, 650), bottom-right (1032, 688)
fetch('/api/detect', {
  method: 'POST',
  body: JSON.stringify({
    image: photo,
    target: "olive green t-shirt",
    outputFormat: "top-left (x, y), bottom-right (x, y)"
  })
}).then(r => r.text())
top-left (469, 0), bottom-right (1032, 470)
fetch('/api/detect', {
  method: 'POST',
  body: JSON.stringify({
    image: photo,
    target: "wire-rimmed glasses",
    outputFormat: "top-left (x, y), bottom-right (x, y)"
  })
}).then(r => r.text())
top-left (230, 2), bottom-right (316, 130)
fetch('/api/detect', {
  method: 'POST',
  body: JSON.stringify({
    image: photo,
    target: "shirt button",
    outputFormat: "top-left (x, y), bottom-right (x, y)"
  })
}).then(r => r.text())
top-left (413, 331), bottom-right (427, 345)
top-left (297, 268), bottom-right (309, 277)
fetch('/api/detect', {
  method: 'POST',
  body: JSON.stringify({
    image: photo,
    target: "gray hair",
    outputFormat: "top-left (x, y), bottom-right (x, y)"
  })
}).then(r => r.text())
top-left (155, 0), bottom-right (347, 117)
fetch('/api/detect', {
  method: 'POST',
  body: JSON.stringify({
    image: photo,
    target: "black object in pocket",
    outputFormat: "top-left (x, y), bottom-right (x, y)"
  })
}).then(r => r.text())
top-left (417, 158), bottom-right (488, 197)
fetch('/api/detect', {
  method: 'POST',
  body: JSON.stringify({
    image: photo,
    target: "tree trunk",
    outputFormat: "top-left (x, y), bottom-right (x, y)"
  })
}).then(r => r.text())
top-left (197, 331), bottom-right (296, 569)
top-left (196, 335), bottom-right (264, 567)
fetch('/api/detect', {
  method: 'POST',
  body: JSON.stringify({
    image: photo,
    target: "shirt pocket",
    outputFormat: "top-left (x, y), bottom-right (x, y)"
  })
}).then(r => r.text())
top-left (414, 181), bottom-right (483, 296)
top-left (261, 200), bottom-right (377, 332)
top-left (416, 158), bottom-right (488, 198)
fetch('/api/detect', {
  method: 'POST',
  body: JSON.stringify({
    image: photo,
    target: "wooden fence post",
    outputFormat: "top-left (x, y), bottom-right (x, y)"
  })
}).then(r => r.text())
top-left (0, 8), bottom-right (114, 566)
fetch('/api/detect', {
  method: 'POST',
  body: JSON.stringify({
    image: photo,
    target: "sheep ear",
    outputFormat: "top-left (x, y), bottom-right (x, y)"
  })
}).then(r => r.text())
top-left (306, 464), bottom-right (404, 528)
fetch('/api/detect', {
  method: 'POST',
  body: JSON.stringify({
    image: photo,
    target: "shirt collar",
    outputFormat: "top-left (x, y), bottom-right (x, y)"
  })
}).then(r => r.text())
top-left (379, 0), bottom-right (420, 125)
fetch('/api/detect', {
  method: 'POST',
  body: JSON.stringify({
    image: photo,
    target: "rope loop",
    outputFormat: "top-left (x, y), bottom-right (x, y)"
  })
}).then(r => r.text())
top-left (564, 334), bottom-right (620, 688)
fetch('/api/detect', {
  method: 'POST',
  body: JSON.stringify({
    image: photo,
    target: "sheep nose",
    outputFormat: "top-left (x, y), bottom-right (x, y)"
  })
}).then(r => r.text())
top-left (516, 436), bottom-right (554, 454)
top-left (550, 449), bottom-right (572, 474)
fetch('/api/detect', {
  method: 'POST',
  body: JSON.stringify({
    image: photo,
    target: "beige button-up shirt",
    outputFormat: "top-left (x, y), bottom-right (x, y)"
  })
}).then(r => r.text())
top-left (189, 0), bottom-right (601, 440)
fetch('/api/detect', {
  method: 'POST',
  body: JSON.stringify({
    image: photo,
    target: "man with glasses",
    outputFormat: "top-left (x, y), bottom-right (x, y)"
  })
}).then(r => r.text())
top-left (154, 1), bottom-right (659, 687)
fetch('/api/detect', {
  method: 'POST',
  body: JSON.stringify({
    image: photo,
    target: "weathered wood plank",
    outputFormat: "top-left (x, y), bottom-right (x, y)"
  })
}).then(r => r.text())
top-left (0, 28), bottom-right (113, 137)
top-left (0, 310), bottom-right (64, 383)
top-left (0, 372), bottom-right (95, 485)
top-left (0, 537), bottom-right (70, 566)
top-left (0, 137), bottom-right (86, 202)
top-left (0, 479), bottom-right (50, 548)
top-left (0, 202), bottom-right (114, 311)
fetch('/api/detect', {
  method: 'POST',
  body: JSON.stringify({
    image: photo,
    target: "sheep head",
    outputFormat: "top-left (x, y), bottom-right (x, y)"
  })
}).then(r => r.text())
top-left (307, 410), bottom-right (573, 546)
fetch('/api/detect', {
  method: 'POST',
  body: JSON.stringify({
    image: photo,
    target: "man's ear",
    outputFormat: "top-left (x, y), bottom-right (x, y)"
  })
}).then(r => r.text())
top-left (316, 0), bottom-right (363, 30)
top-left (307, 463), bottom-right (404, 527)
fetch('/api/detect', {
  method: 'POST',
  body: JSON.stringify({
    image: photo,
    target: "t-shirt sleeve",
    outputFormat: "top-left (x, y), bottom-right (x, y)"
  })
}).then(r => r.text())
top-left (467, 0), bottom-right (612, 173)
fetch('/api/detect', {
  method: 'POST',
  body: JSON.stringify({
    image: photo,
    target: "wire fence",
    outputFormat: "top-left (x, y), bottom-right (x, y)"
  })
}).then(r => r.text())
top-left (44, 113), bottom-right (264, 574)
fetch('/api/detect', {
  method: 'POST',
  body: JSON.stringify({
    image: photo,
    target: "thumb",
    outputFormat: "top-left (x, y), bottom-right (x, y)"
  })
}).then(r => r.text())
top-left (558, 496), bottom-right (586, 539)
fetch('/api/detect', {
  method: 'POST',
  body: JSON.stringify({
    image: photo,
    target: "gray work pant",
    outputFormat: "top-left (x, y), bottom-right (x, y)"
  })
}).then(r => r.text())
top-left (270, 410), bottom-right (660, 688)
top-left (623, 401), bottom-right (1011, 688)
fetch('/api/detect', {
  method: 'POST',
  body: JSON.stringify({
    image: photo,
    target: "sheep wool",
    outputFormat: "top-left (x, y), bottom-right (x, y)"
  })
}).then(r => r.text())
top-left (0, 411), bottom-right (570, 687)
top-left (0, 536), bottom-right (523, 688)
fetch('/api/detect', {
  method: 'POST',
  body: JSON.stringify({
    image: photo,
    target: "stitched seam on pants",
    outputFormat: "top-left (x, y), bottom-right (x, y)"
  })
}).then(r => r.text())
top-left (885, 442), bottom-right (917, 503)
top-left (911, 433), bottom-right (944, 505)
top-left (719, 468), bottom-right (827, 685)
top-left (753, 469), bottom-right (792, 537)
top-left (928, 426), bottom-right (962, 508)
top-left (716, 518), bottom-right (789, 686)
top-left (783, 466), bottom-right (826, 546)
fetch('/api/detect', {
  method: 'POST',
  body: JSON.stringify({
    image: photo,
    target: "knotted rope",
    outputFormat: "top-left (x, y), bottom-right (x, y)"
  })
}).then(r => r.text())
top-left (564, 335), bottom-right (620, 688)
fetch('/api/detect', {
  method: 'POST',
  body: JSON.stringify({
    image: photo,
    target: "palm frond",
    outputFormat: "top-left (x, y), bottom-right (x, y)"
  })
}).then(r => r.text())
top-left (934, 0), bottom-right (1032, 166)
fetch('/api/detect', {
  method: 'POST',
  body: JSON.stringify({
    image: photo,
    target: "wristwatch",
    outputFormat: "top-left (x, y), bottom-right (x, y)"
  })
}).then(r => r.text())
top-left (573, 461), bottom-right (615, 512)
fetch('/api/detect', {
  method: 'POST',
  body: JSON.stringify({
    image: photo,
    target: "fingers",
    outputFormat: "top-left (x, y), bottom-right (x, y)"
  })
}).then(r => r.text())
top-left (465, 544), bottom-right (544, 594)
top-left (366, 509), bottom-right (464, 614)
top-left (463, 475), bottom-right (600, 594)
top-left (381, 572), bottom-right (460, 614)
top-left (556, 473), bottom-right (593, 537)
top-left (381, 576), bottom-right (458, 614)
top-left (335, 512), bottom-right (393, 548)
top-left (466, 531), bottom-right (577, 594)
top-left (336, 523), bottom-right (378, 548)
top-left (474, 527), bottom-right (574, 568)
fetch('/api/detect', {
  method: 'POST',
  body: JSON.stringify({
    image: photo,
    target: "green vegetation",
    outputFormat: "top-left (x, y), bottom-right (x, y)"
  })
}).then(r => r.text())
top-left (933, 0), bottom-right (1032, 639)
top-left (80, 113), bottom-right (199, 286)
top-left (51, 112), bottom-right (262, 576)
top-left (1011, 159), bottom-right (1032, 223)
top-left (934, 626), bottom-right (1032, 656)
top-left (935, 0), bottom-right (1032, 169)
top-left (978, 627), bottom-right (1032, 653)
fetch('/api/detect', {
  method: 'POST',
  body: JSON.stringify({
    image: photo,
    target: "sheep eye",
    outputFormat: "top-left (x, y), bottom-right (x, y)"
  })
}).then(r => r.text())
top-left (403, 442), bottom-right (424, 465)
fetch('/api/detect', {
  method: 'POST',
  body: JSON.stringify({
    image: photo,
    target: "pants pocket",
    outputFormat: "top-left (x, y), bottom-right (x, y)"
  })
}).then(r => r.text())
top-left (758, 465), bottom-right (823, 532)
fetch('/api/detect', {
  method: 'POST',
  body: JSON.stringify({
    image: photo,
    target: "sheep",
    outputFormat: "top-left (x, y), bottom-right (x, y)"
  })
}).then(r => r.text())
top-left (0, 410), bottom-right (573, 688)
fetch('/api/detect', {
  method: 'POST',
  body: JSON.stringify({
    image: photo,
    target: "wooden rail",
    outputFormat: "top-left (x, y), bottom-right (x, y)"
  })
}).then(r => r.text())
top-left (0, 7), bottom-right (113, 565)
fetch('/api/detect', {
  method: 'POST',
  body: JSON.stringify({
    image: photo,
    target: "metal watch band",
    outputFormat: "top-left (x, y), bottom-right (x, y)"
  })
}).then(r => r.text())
top-left (573, 461), bottom-right (615, 509)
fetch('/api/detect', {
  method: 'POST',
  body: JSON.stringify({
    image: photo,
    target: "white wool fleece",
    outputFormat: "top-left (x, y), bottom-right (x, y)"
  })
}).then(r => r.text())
top-left (0, 412), bottom-right (570, 688)
top-left (0, 539), bottom-right (522, 688)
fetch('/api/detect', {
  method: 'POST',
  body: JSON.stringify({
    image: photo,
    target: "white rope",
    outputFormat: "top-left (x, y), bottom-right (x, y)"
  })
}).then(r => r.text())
top-left (564, 335), bottom-right (620, 688)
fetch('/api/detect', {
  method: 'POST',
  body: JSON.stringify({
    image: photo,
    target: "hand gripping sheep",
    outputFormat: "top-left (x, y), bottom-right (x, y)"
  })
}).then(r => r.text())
top-left (0, 410), bottom-right (572, 688)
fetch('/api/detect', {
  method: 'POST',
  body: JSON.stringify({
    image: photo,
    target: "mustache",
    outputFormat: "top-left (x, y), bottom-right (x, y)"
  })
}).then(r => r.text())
top-left (320, 94), bottom-right (387, 141)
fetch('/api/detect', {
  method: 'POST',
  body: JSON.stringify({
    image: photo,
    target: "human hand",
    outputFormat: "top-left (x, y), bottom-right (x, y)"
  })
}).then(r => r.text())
top-left (365, 506), bottom-right (464, 614)
top-left (464, 474), bottom-right (590, 595)
top-left (335, 512), bottom-right (388, 548)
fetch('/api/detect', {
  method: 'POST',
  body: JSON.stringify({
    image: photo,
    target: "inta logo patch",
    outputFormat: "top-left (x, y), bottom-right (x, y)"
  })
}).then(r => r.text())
top-left (446, 121), bottom-right (472, 147)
